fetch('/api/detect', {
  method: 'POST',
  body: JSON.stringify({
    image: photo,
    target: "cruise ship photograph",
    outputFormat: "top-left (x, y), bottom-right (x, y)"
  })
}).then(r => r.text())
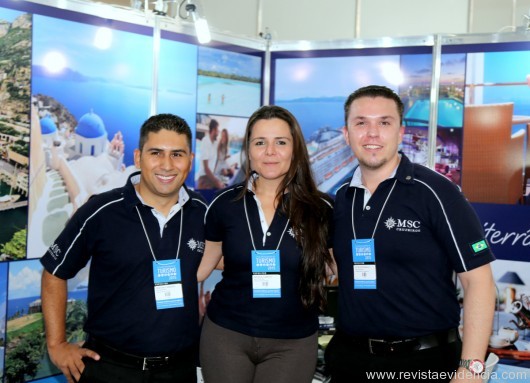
top-left (307, 127), bottom-right (355, 193)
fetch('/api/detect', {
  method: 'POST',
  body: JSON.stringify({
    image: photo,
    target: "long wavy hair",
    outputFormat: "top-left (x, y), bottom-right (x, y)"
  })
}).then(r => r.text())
top-left (238, 105), bottom-right (332, 310)
top-left (217, 128), bottom-right (229, 161)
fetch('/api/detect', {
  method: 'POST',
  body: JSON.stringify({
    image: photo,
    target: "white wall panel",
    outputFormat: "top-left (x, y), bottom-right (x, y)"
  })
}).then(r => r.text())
top-left (360, 0), bottom-right (468, 38)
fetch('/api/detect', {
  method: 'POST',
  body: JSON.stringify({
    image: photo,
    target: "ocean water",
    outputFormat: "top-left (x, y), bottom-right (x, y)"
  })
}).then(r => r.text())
top-left (275, 99), bottom-right (345, 141)
top-left (0, 180), bottom-right (27, 245)
top-left (405, 98), bottom-right (464, 128)
top-left (32, 77), bottom-right (153, 166)
top-left (30, 375), bottom-right (66, 383)
top-left (7, 290), bottom-right (87, 319)
top-left (197, 76), bottom-right (261, 117)
top-left (279, 95), bottom-right (530, 138)
top-left (156, 89), bottom-right (198, 146)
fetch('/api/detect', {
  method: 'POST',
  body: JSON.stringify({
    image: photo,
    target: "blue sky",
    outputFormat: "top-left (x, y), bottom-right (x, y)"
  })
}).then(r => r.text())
top-left (32, 14), bottom-right (199, 94)
top-left (198, 46), bottom-right (261, 79)
top-left (400, 53), bottom-right (466, 87)
top-left (8, 259), bottom-right (89, 300)
top-left (0, 7), bottom-right (24, 22)
top-left (485, 50), bottom-right (530, 83)
top-left (275, 53), bottom-right (467, 102)
top-left (400, 54), bottom-right (432, 85)
top-left (32, 15), bottom-right (153, 88)
top-left (8, 259), bottom-right (42, 300)
top-left (441, 53), bottom-right (466, 84)
top-left (274, 55), bottom-right (399, 101)
top-left (159, 38), bottom-right (198, 94)
top-left (0, 263), bottom-right (6, 322)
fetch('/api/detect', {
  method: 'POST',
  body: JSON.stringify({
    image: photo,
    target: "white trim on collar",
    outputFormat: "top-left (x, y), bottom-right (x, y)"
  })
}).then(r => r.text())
top-left (132, 175), bottom-right (190, 236)
top-left (349, 155), bottom-right (401, 188)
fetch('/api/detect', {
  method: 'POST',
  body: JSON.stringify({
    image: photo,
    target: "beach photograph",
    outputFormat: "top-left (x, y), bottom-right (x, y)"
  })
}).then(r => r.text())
top-left (197, 46), bottom-right (262, 117)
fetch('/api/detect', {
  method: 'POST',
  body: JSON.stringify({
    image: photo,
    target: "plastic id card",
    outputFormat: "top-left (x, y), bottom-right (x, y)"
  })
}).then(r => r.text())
top-left (352, 239), bottom-right (376, 289)
top-left (152, 259), bottom-right (184, 309)
top-left (252, 250), bottom-right (281, 298)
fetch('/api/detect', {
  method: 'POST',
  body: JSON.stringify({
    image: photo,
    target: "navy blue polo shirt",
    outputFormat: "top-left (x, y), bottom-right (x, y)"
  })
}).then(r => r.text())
top-left (332, 154), bottom-right (495, 338)
top-left (205, 184), bottom-right (320, 339)
top-left (40, 172), bottom-right (207, 356)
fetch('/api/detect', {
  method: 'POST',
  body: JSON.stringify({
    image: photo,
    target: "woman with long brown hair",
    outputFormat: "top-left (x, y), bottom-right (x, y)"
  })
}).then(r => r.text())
top-left (197, 105), bottom-right (333, 383)
top-left (214, 128), bottom-right (238, 183)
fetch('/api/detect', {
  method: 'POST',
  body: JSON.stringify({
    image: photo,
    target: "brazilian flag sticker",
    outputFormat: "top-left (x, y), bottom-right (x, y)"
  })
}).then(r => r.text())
top-left (471, 240), bottom-right (488, 254)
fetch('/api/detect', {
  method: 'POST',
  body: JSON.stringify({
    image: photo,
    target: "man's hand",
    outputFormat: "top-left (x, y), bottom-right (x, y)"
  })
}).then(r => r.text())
top-left (48, 341), bottom-right (100, 383)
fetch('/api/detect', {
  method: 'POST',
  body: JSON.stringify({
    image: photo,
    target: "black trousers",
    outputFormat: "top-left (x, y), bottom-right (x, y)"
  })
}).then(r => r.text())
top-left (78, 358), bottom-right (197, 383)
top-left (78, 339), bottom-right (197, 383)
top-left (324, 331), bottom-right (462, 383)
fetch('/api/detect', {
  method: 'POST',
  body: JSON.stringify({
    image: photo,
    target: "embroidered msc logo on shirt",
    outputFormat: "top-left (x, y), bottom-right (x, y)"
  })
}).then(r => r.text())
top-left (47, 243), bottom-right (62, 260)
top-left (187, 238), bottom-right (205, 254)
top-left (384, 217), bottom-right (421, 233)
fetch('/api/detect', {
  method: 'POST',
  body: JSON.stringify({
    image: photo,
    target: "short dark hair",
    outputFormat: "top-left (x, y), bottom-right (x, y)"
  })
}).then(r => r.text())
top-left (209, 119), bottom-right (219, 133)
top-left (139, 113), bottom-right (192, 151)
top-left (344, 85), bottom-right (404, 125)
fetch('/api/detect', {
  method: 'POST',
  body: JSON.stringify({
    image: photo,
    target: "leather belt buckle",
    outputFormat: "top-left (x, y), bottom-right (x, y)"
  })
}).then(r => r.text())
top-left (368, 338), bottom-right (415, 354)
top-left (142, 356), bottom-right (170, 370)
top-left (368, 338), bottom-right (386, 354)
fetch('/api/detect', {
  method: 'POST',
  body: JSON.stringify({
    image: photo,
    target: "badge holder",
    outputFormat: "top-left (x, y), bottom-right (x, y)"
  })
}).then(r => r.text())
top-left (352, 239), bottom-right (377, 289)
top-left (349, 183), bottom-right (396, 291)
top-left (153, 259), bottom-right (184, 309)
top-left (136, 205), bottom-right (186, 310)
top-left (251, 250), bottom-right (281, 298)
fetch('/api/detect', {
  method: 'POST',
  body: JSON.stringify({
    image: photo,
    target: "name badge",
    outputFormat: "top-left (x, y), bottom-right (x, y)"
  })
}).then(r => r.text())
top-left (252, 250), bottom-right (281, 298)
top-left (352, 239), bottom-right (376, 290)
top-left (152, 260), bottom-right (184, 309)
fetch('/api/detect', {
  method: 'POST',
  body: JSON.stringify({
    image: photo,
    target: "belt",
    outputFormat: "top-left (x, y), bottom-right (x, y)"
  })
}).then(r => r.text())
top-left (338, 328), bottom-right (460, 355)
top-left (84, 337), bottom-right (192, 371)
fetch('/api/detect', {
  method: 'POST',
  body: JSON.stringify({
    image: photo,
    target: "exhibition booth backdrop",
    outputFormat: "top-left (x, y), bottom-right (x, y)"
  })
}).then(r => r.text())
top-left (0, 0), bottom-right (529, 382)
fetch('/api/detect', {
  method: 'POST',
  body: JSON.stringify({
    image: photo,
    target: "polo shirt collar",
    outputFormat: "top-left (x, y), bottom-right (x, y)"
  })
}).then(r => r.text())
top-left (246, 173), bottom-right (259, 194)
top-left (123, 171), bottom-right (191, 211)
top-left (349, 152), bottom-right (415, 189)
top-left (349, 166), bottom-right (364, 188)
top-left (393, 152), bottom-right (416, 185)
top-left (245, 173), bottom-right (291, 198)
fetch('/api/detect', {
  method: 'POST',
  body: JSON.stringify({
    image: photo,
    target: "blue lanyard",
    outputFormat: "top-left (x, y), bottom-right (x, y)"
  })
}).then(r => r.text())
top-left (243, 194), bottom-right (290, 251)
top-left (136, 205), bottom-right (183, 262)
top-left (351, 179), bottom-right (397, 240)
